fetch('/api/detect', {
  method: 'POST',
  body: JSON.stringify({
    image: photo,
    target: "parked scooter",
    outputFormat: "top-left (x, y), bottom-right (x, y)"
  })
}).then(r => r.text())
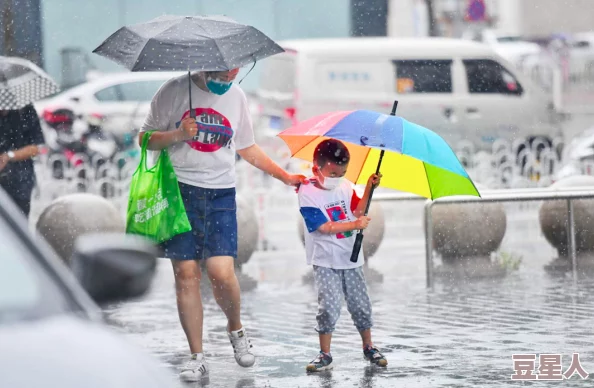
top-left (41, 107), bottom-right (140, 192)
top-left (41, 107), bottom-right (91, 181)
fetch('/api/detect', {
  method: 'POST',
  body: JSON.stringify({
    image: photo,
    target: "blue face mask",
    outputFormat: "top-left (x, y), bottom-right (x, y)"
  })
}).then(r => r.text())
top-left (206, 77), bottom-right (233, 95)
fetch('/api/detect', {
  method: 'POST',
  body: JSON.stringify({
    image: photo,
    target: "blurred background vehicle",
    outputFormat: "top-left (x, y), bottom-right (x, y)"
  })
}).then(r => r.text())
top-left (559, 32), bottom-right (594, 81)
top-left (254, 37), bottom-right (562, 153)
top-left (34, 71), bottom-right (183, 137)
top-left (555, 124), bottom-right (594, 180)
top-left (461, 28), bottom-right (544, 70)
top-left (0, 187), bottom-right (173, 388)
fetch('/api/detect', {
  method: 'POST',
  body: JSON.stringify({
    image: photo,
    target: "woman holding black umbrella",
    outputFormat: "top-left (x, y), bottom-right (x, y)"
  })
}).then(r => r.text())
top-left (141, 67), bottom-right (305, 381)
top-left (94, 15), bottom-right (306, 381)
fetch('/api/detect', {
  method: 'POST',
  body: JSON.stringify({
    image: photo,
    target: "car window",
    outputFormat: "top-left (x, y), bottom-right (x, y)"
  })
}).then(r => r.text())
top-left (497, 36), bottom-right (523, 43)
top-left (118, 80), bottom-right (167, 102)
top-left (463, 59), bottom-right (523, 95)
top-left (572, 40), bottom-right (591, 49)
top-left (0, 213), bottom-right (74, 324)
top-left (393, 60), bottom-right (453, 93)
top-left (94, 85), bottom-right (122, 102)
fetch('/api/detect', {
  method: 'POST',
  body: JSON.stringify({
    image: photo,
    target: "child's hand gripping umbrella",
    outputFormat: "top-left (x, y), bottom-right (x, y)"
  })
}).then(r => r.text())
top-left (277, 101), bottom-right (481, 262)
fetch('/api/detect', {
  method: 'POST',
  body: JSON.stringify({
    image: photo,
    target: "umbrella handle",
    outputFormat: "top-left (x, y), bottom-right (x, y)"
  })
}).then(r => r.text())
top-left (350, 233), bottom-right (365, 263)
top-left (349, 152), bottom-right (383, 263)
top-left (188, 70), bottom-right (196, 119)
top-left (350, 100), bottom-right (398, 263)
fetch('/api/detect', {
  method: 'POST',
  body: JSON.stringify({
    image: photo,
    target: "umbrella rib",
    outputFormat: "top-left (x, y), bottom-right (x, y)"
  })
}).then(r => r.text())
top-left (422, 162), bottom-right (434, 200)
top-left (290, 137), bottom-right (319, 160)
top-left (131, 21), bottom-right (185, 70)
top-left (210, 37), bottom-right (232, 70)
top-left (138, 20), bottom-right (180, 41)
top-left (353, 147), bottom-right (372, 185)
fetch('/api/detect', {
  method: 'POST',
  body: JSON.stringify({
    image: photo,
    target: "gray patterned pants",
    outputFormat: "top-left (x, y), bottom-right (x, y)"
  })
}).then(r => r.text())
top-left (313, 265), bottom-right (373, 334)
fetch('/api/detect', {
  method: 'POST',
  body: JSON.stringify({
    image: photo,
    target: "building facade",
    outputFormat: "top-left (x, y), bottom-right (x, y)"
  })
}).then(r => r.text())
top-left (40, 0), bottom-right (353, 91)
top-left (0, 0), bottom-right (43, 66)
top-left (388, 0), bottom-right (594, 39)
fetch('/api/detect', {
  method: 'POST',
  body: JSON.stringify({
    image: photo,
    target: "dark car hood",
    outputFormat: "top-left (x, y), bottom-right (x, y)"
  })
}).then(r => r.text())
top-left (0, 314), bottom-right (174, 387)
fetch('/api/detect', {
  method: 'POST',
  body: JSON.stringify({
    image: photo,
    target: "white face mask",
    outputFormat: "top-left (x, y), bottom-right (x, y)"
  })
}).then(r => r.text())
top-left (318, 169), bottom-right (344, 190)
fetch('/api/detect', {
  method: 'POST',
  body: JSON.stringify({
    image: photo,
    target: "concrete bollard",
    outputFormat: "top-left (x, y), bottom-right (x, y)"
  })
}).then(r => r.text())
top-left (35, 193), bottom-right (125, 265)
top-left (429, 183), bottom-right (507, 278)
top-left (236, 193), bottom-right (259, 266)
top-left (539, 175), bottom-right (594, 266)
top-left (431, 201), bottom-right (507, 262)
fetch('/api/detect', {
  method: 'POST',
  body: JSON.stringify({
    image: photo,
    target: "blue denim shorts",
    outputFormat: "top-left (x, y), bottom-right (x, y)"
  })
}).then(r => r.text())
top-left (160, 182), bottom-right (237, 260)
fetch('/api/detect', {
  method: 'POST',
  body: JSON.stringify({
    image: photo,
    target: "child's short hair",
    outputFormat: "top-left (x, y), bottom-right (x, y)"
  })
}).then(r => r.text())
top-left (314, 139), bottom-right (350, 167)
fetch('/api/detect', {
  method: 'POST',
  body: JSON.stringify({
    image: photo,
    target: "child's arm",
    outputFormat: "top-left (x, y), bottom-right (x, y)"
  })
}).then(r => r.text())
top-left (318, 216), bottom-right (370, 235)
top-left (353, 173), bottom-right (382, 217)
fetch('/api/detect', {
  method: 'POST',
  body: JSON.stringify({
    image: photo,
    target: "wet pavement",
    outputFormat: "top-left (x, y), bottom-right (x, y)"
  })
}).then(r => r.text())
top-left (99, 192), bottom-right (594, 388)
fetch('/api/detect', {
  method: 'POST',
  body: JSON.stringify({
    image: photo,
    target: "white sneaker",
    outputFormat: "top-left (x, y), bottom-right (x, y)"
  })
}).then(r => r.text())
top-left (179, 353), bottom-right (208, 382)
top-left (228, 327), bottom-right (255, 367)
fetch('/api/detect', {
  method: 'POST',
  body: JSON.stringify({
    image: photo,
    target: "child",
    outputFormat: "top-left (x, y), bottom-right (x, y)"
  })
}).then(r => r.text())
top-left (297, 138), bottom-right (388, 372)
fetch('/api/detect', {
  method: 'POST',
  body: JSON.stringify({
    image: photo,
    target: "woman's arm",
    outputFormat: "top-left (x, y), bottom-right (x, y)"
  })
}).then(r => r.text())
top-left (139, 117), bottom-right (198, 150)
top-left (0, 145), bottom-right (40, 172)
top-left (237, 143), bottom-right (306, 186)
top-left (8, 145), bottom-right (40, 161)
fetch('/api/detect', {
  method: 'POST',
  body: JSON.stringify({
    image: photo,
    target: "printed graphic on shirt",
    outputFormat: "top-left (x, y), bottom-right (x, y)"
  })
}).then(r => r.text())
top-left (176, 107), bottom-right (234, 152)
top-left (324, 200), bottom-right (352, 239)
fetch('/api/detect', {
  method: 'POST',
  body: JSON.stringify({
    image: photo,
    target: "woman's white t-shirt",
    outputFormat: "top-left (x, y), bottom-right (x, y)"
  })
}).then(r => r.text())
top-left (141, 73), bottom-right (255, 189)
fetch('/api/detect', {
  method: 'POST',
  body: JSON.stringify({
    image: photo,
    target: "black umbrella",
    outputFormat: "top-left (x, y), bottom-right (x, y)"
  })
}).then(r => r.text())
top-left (93, 15), bottom-right (284, 116)
top-left (0, 56), bottom-right (60, 110)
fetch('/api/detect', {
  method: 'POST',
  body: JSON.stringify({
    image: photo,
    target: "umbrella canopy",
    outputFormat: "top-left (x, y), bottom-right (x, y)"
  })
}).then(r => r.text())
top-left (278, 109), bottom-right (480, 200)
top-left (92, 15), bottom-right (284, 72)
top-left (0, 56), bottom-right (60, 110)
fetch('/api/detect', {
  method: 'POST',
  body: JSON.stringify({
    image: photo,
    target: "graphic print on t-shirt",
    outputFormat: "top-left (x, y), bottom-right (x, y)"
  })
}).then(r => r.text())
top-left (324, 200), bottom-right (352, 239)
top-left (176, 107), bottom-right (234, 152)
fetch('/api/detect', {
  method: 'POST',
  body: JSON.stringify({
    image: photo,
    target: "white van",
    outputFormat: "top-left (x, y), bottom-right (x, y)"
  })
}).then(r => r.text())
top-left (255, 37), bottom-right (562, 151)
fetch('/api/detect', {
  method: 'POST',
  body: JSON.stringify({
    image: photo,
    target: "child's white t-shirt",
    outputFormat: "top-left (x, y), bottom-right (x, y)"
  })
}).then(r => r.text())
top-left (298, 179), bottom-right (364, 269)
top-left (141, 73), bottom-right (255, 189)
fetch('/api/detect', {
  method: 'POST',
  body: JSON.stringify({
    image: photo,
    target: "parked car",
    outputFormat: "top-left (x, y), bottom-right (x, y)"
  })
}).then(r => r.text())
top-left (255, 37), bottom-right (562, 152)
top-left (560, 32), bottom-right (594, 80)
top-left (0, 188), bottom-right (174, 387)
top-left (34, 71), bottom-right (184, 137)
top-left (555, 125), bottom-right (594, 181)
top-left (522, 32), bottom-right (594, 85)
top-left (461, 28), bottom-right (545, 70)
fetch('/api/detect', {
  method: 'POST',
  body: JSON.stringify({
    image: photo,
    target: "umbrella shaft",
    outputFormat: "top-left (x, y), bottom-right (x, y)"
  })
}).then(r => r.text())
top-left (188, 71), bottom-right (195, 119)
top-left (362, 149), bottom-right (384, 216)
top-left (351, 100), bottom-right (395, 263)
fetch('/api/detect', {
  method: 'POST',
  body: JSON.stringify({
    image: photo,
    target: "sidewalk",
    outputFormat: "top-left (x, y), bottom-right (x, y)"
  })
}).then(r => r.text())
top-left (105, 201), bottom-right (594, 387)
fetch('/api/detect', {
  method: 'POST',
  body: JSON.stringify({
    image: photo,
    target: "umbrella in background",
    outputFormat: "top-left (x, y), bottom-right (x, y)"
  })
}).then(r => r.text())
top-left (0, 56), bottom-right (60, 110)
top-left (277, 101), bottom-right (480, 262)
top-left (92, 15), bottom-right (284, 116)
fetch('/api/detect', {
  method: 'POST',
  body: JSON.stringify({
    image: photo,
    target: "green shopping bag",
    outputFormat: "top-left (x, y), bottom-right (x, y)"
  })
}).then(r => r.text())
top-left (125, 131), bottom-right (191, 243)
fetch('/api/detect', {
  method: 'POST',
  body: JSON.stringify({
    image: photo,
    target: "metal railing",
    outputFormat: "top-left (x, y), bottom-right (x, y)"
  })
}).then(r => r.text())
top-left (373, 187), bottom-right (594, 288)
top-left (423, 189), bottom-right (594, 289)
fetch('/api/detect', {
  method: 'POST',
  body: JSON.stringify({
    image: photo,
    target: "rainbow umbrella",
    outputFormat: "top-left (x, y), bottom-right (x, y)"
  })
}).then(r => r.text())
top-left (277, 102), bottom-right (480, 200)
top-left (278, 101), bottom-right (480, 262)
